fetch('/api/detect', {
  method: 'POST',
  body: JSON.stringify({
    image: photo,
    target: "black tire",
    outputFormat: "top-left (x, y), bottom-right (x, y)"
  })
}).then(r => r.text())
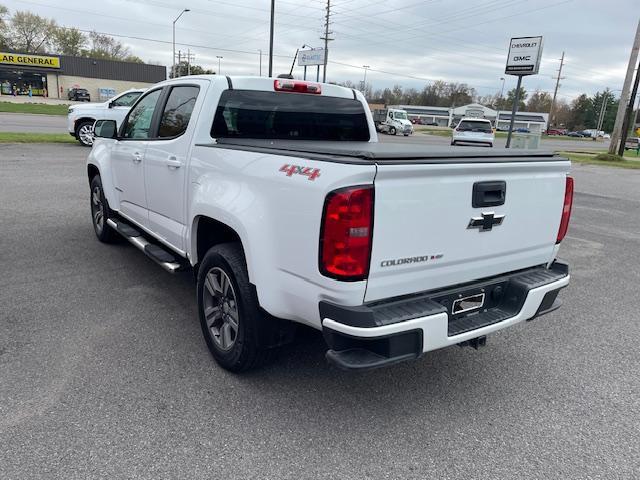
top-left (451, 140), bottom-right (456, 146)
top-left (197, 243), bottom-right (272, 372)
top-left (389, 127), bottom-right (396, 135)
top-left (76, 120), bottom-right (95, 147)
top-left (90, 175), bottom-right (119, 243)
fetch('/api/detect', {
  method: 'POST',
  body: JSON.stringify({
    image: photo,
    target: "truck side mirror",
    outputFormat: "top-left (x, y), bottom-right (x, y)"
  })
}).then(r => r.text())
top-left (94, 119), bottom-right (118, 139)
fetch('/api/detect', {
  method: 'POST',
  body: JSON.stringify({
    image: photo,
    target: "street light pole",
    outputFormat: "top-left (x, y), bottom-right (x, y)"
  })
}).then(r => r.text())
top-left (216, 56), bottom-right (223, 75)
top-left (172, 8), bottom-right (190, 78)
top-left (361, 65), bottom-right (370, 93)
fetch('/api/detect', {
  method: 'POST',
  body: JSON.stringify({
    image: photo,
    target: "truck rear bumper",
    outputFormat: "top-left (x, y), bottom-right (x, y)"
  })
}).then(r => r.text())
top-left (320, 261), bottom-right (569, 370)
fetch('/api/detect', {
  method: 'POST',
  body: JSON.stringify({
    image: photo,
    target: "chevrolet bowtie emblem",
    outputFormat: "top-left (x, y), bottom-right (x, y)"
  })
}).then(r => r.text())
top-left (468, 212), bottom-right (505, 232)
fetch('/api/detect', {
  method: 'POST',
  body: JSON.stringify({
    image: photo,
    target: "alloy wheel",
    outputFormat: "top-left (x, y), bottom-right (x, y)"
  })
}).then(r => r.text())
top-left (202, 267), bottom-right (239, 351)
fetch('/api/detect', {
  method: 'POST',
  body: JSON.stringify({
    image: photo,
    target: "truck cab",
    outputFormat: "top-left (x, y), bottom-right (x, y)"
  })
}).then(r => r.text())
top-left (374, 108), bottom-right (413, 136)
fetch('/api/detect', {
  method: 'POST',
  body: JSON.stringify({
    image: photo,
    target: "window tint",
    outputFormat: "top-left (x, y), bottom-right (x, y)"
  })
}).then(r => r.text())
top-left (123, 89), bottom-right (162, 139)
top-left (158, 86), bottom-right (199, 138)
top-left (112, 92), bottom-right (142, 107)
top-left (211, 90), bottom-right (370, 141)
top-left (457, 120), bottom-right (492, 132)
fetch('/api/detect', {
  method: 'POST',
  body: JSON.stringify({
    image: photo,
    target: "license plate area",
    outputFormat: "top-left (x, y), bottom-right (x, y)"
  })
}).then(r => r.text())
top-left (452, 293), bottom-right (485, 315)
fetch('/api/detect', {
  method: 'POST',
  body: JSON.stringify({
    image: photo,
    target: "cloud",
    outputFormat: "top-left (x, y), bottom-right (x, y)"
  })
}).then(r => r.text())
top-left (3, 0), bottom-right (636, 98)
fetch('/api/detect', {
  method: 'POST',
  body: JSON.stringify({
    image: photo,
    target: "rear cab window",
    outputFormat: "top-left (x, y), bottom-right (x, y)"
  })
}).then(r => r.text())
top-left (457, 120), bottom-right (493, 132)
top-left (211, 90), bottom-right (370, 141)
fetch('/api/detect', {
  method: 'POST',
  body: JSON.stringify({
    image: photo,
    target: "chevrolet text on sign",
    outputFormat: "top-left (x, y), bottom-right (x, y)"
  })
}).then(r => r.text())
top-left (505, 36), bottom-right (543, 75)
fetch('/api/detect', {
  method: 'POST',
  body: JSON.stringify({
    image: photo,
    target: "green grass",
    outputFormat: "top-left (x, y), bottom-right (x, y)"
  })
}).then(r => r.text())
top-left (0, 132), bottom-right (76, 143)
top-left (559, 151), bottom-right (640, 169)
top-left (0, 101), bottom-right (69, 116)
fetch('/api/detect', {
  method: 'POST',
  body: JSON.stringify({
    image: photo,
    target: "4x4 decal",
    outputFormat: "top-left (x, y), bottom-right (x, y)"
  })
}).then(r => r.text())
top-left (279, 164), bottom-right (321, 181)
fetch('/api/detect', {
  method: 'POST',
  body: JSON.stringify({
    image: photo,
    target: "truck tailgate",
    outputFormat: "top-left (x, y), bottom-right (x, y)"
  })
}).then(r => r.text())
top-left (365, 159), bottom-right (570, 302)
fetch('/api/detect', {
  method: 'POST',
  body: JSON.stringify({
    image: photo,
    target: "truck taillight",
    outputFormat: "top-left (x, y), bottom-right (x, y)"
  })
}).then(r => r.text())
top-left (274, 79), bottom-right (322, 94)
top-left (320, 186), bottom-right (374, 281)
top-left (556, 176), bottom-right (574, 243)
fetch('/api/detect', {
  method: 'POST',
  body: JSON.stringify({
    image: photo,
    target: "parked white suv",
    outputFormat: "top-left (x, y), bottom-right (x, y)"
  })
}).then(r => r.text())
top-left (68, 89), bottom-right (145, 146)
top-left (87, 76), bottom-right (572, 372)
top-left (452, 118), bottom-right (495, 147)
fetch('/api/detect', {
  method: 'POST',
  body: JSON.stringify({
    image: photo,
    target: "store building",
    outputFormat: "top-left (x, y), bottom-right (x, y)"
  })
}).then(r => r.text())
top-left (0, 51), bottom-right (166, 101)
top-left (380, 102), bottom-right (549, 133)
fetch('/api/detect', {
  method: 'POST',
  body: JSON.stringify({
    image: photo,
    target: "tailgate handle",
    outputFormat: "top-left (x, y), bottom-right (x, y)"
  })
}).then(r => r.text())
top-left (472, 181), bottom-right (506, 208)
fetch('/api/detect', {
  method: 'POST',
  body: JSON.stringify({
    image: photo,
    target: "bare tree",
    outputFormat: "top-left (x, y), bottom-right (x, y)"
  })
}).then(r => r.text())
top-left (52, 27), bottom-right (86, 56)
top-left (84, 31), bottom-right (131, 61)
top-left (8, 10), bottom-right (56, 53)
top-left (0, 4), bottom-right (9, 49)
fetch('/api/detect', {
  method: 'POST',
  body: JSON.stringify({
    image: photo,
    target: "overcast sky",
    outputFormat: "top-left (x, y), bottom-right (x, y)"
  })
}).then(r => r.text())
top-left (3, 0), bottom-right (639, 102)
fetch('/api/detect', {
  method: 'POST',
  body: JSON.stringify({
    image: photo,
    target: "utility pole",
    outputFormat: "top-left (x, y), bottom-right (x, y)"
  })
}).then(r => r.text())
top-left (609, 18), bottom-right (640, 155)
top-left (177, 50), bottom-right (182, 77)
top-left (320, 0), bottom-right (333, 83)
top-left (618, 58), bottom-right (640, 156)
top-left (547, 51), bottom-right (565, 133)
top-left (596, 90), bottom-right (609, 133)
top-left (268, 0), bottom-right (274, 77)
top-left (258, 49), bottom-right (262, 76)
top-left (187, 48), bottom-right (191, 76)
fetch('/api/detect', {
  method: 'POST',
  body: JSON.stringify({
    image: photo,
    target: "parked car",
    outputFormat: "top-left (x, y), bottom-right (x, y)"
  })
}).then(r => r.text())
top-left (68, 88), bottom-right (91, 102)
top-left (67, 89), bottom-right (146, 146)
top-left (451, 118), bottom-right (495, 147)
top-left (566, 131), bottom-right (583, 138)
top-left (602, 133), bottom-right (611, 139)
top-left (87, 76), bottom-right (572, 372)
top-left (514, 127), bottom-right (530, 133)
top-left (547, 129), bottom-right (566, 136)
top-left (624, 137), bottom-right (640, 151)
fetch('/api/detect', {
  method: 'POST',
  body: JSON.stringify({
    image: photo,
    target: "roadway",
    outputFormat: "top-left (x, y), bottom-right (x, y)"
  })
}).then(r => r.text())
top-left (1, 143), bottom-right (638, 479)
top-left (0, 111), bottom-right (611, 152)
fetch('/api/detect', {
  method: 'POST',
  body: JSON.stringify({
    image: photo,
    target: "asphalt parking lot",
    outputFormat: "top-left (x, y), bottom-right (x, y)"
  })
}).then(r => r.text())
top-left (1, 143), bottom-right (639, 479)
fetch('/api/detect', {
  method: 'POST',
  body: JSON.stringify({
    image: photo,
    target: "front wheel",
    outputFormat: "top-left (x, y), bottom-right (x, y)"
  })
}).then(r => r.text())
top-left (389, 127), bottom-right (396, 135)
top-left (90, 175), bottom-right (118, 243)
top-left (76, 120), bottom-right (95, 147)
top-left (197, 243), bottom-right (272, 372)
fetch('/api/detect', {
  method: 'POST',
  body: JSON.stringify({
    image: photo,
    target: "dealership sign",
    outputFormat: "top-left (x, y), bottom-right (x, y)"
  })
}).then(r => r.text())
top-left (505, 36), bottom-right (543, 75)
top-left (0, 52), bottom-right (61, 69)
top-left (298, 49), bottom-right (325, 67)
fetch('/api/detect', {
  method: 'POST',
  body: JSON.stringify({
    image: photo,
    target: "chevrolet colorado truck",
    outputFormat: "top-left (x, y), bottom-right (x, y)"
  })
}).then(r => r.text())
top-left (87, 75), bottom-right (573, 372)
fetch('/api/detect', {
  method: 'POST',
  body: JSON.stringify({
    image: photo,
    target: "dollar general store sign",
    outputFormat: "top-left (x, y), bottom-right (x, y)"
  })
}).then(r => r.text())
top-left (0, 53), bottom-right (60, 69)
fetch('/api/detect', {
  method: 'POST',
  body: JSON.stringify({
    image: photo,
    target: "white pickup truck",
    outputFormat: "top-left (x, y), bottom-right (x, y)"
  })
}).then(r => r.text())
top-left (68, 89), bottom-right (145, 146)
top-left (87, 75), bottom-right (573, 372)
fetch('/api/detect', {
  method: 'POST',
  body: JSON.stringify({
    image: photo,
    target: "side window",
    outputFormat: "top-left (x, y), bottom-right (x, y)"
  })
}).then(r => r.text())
top-left (112, 92), bottom-right (142, 107)
top-left (158, 86), bottom-right (199, 138)
top-left (122, 89), bottom-right (162, 139)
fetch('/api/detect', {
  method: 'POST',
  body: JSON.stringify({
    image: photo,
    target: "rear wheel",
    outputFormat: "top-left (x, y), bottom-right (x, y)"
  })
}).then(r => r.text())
top-left (451, 140), bottom-right (457, 146)
top-left (197, 243), bottom-right (273, 372)
top-left (76, 120), bottom-right (95, 147)
top-left (389, 127), bottom-right (396, 135)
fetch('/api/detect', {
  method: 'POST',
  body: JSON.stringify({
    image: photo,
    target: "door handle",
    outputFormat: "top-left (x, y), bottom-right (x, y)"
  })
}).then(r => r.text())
top-left (166, 156), bottom-right (182, 169)
top-left (132, 152), bottom-right (143, 163)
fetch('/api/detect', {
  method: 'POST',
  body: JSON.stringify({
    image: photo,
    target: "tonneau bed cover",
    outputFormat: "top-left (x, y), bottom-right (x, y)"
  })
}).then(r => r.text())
top-left (204, 139), bottom-right (564, 164)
